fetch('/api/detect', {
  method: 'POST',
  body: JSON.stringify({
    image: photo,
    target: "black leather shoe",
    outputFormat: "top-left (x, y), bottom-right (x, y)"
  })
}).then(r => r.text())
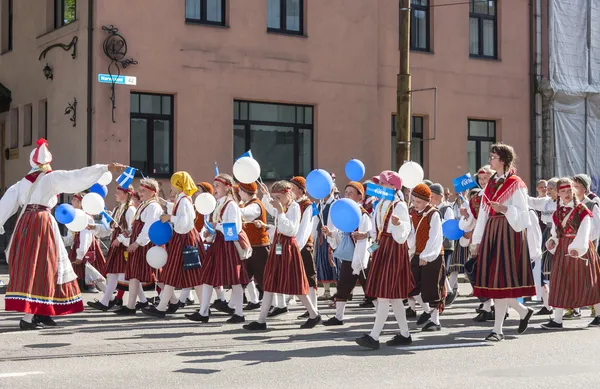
top-left (322, 317), bottom-right (344, 326)
top-left (473, 310), bottom-right (494, 322)
top-left (386, 333), bottom-right (413, 346)
top-left (406, 307), bottom-right (417, 318)
top-left (87, 300), bottom-right (110, 312)
top-left (267, 307), bottom-right (288, 317)
top-left (166, 303), bottom-right (180, 314)
top-left (541, 320), bottom-right (563, 330)
top-left (517, 308), bottom-right (534, 334)
top-left (588, 316), bottom-right (600, 327)
top-left (359, 300), bottom-right (375, 308)
top-left (421, 321), bottom-right (441, 332)
top-left (135, 301), bottom-right (149, 310)
top-left (114, 306), bottom-right (137, 316)
top-left (297, 311), bottom-right (309, 319)
top-left (243, 302), bottom-right (261, 311)
top-left (20, 320), bottom-right (43, 331)
top-left (33, 315), bottom-right (57, 327)
top-left (445, 290), bottom-right (458, 307)
top-left (355, 334), bottom-right (380, 350)
top-left (243, 321), bottom-right (267, 331)
top-left (213, 300), bottom-right (234, 315)
top-left (226, 314), bottom-right (245, 324)
top-left (111, 298), bottom-right (123, 308)
top-left (417, 311), bottom-right (431, 326)
top-left (300, 315), bottom-right (322, 329)
top-left (535, 306), bottom-right (553, 316)
top-left (485, 332), bottom-right (504, 342)
top-left (185, 310), bottom-right (209, 323)
top-left (142, 305), bottom-right (166, 319)
top-left (147, 297), bottom-right (160, 305)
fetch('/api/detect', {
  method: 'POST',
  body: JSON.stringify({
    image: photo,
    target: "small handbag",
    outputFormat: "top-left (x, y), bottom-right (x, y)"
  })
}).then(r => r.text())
top-left (83, 250), bottom-right (96, 264)
top-left (183, 245), bottom-right (201, 270)
top-left (234, 229), bottom-right (252, 260)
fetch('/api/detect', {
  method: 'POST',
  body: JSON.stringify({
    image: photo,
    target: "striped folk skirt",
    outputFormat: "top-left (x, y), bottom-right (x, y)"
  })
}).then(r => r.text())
top-left (549, 236), bottom-right (600, 308)
top-left (105, 229), bottom-right (127, 275)
top-left (315, 235), bottom-right (338, 283)
top-left (246, 245), bottom-right (270, 288)
top-left (541, 225), bottom-right (554, 282)
top-left (72, 240), bottom-right (106, 283)
top-left (199, 232), bottom-right (250, 287)
top-left (125, 242), bottom-right (159, 283)
top-left (365, 233), bottom-right (415, 299)
top-left (5, 207), bottom-right (83, 316)
top-left (263, 235), bottom-right (310, 296)
top-left (448, 244), bottom-right (469, 274)
top-left (160, 229), bottom-right (205, 289)
top-left (474, 215), bottom-right (536, 299)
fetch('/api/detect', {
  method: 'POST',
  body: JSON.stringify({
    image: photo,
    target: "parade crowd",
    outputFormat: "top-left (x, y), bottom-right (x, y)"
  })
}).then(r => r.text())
top-left (1, 139), bottom-right (600, 351)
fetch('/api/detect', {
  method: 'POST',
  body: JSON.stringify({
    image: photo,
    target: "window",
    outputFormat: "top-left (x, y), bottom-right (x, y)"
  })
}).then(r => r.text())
top-left (130, 93), bottom-right (174, 177)
top-left (391, 115), bottom-right (424, 168)
top-left (23, 104), bottom-right (32, 146)
top-left (38, 100), bottom-right (47, 139)
top-left (9, 107), bottom-right (18, 149)
top-left (234, 101), bottom-right (313, 180)
top-left (185, 0), bottom-right (226, 26)
top-left (468, 119), bottom-right (496, 173)
top-left (1, 0), bottom-right (13, 53)
top-left (410, 0), bottom-right (430, 52)
top-left (54, 0), bottom-right (76, 29)
top-left (469, 0), bottom-right (497, 58)
top-left (267, 0), bottom-right (303, 35)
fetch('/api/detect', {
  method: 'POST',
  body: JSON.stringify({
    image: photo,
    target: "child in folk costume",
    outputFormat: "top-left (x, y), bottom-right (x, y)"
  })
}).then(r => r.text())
top-left (313, 187), bottom-right (337, 300)
top-left (0, 138), bottom-right (124, 330)
top-left (115, 178), bottom-right (164, 315)
top-left (541, 178), bottom-right (600, 329)
top-left (322, 181), bottom-right (372, 326)
top-left (88, 185), bottom-right (136, 311)
top-left (529, 177), bottom-right (558, 316)
top-left (243, 181), bottom-right (321, 330)
top-left (471, 144), bottom-right (535, 342)
top-left (408, 184), bottom-right (446, 331)
top-left (143, 172), bottom-right (206, 319)
top-left (238, 181), bottom-right (269, 311)
top-left (357, 171), bottom-right (415, 350)
top-left (65, 192), bottom-right (107, 294)
top-left (187, 174), bottom-right (251, 324)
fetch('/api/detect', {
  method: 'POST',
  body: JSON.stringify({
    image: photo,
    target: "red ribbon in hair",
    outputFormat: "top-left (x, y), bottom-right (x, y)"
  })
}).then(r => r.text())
top-left (558, 184), bottom-right (572, 191)
top-left (272, 188), bottom-right (291, 194)
top-left (214, 177), bottom-right (231, 187)
top-left (117, 186), bottom-right (134, 195)
top-left (141, 184), bottom-right (157, 193)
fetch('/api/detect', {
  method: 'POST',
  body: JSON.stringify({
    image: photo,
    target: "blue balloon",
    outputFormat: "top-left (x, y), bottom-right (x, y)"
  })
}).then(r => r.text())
top-left (306, 169), bottom-right (334, 200)
top-left (345, 159), bottom-right (365, 181)
top-left (55, 204), bottom-right (76, 225)
top-left (442, 219), bottom-right (464, 240)
top-left (149, 221), bottom-right (173, 245)
top-left (330, 198), bottom-right (361, 233)
top-left (90, 183), bottom-right (108, 198)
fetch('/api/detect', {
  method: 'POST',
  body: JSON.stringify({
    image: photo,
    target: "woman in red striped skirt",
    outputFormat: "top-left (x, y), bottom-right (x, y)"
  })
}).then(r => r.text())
top-left (471, 144), bottom-right (535, 342)
top-left (143, 171), bottom-right (206, 319)
top-left (541, 178), bottom-right (600, 330)
top-left (115, 178), bottom-right (164, 316)
top-left (0, 138), bottom-right (125, 330)
top-left (88, 185), bottom-right (136, 311)
top-left (356, 171), bottom-right (415, 350)
top-left (186, 174), bottom-right (250, 324)
top-left (243, 180), bottom-right (321, 331)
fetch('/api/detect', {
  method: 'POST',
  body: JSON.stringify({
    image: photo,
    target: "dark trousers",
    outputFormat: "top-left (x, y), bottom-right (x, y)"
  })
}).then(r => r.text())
top-left (409, 255), bottom-right (446, 308)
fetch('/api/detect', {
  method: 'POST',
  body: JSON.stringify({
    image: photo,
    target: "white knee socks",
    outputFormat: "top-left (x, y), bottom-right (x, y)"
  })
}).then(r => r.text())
top-left (335, 301), bottom-right (346, 321)
top-left (407, 297), bottom-right (417, 311)
top-left (179, 288), bottom-right (191, 303)
top-left (309, 288), bottom-right (318, 311)
top-left (258, 292), bottom-right (274, 323)
top-left (369, 298), bottom-right (390, 341)
top-left (542, 286), bottom-right (551, 310)
top-left (482, 299), bottom-right (494, 312)
top-left (449, 272), bottom-right (459, 290)
top-left (276, 293), bottom-right (287, 309)
top-left (22, 313), bottom-right (34, 323)
top-left (199, 284), bottom-right (214, 316)
top-left (216, 286), bottom-right (226, 302)
top-left (507, 298), bottom-right (529, 319)
top-left (553, 308), bottom-right (564, 324)
top-left (298, 294), bottom-right (318, 319)
top-left (594, 303), bottom-right (600, 318)
top-left (193, 285), bottom-right (203, 305)
top-left (414, 294), bottom-right (431, 313)
top-left (430, 308), bottom-right (440, 325)
top-left (157, 285), bottom-right (176, 312)
top-left (231, 285), bottom-right (244, 316)
top-left (100, 274), bottom-right (119, 306)
top-left (137, 284), bottom-right (147, 303)
top-left (323, 283), bottom-right (331, 296)
top-left (493, 298), bottom-right (509, 335)
top-left (390, 299), bottom-right (410, 337)
top-left (127, 279), bottom-right (141, 309)
top-left (246, 281), bottom-right (259, 304)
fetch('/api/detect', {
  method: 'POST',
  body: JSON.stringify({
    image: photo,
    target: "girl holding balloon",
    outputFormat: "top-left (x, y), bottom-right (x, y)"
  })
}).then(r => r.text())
top-left (116, 178), bottom-right (164, 316)
top-left (143, 172), bottom-right (206, 319)
top-left (244, 181), bottom-right (321, 330)
top-left (357, 171), bottom-right (415, 350)
top-left (88, 185), bottom-right (136, 312)
top-left (187, 174), bottom-right (250, 324)
top-left (313, 187), bottom-right (337, 301)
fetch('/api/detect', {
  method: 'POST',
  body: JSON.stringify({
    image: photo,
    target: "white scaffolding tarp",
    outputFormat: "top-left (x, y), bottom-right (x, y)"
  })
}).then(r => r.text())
top-left (550, 0), bottom-right (600, 192)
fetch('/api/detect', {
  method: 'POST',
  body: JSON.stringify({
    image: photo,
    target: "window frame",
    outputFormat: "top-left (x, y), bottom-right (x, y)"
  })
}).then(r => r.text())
top-left (54, 0), bottom-right (77, 30)
top-left (129, 92), bottom-right (175, 178)
top-left (23, 104), bottom-right (32, 146)
top-left (9, 107), bottom-right (18, 149)
top-left (7, 0), bottom-right (13, 52)
top-left (38, 100), bottom-right (48, 140)
top-left (234, 100), bottom-right (314, 180)
top-left (469, 0), bottom-right (497, 59)
top-left (410, 0), bottom-right (430, 52)
top-left (467, 119), bottom-right (496, 172)
top-left (267, 0), bottom-right (304, 36)
top-left (185, 0), bottom-right (227, 27)
top-left (391, 114), bottom-right (424, 167)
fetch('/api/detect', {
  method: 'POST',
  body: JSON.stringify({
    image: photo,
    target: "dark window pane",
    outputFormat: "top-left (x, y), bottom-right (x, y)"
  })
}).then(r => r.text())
top-left (411, 10), bottom-right (427, 50)
top-left (249, 102), bottom-right (295, 123)
top-left (473, 0), bottom-right (489, 14)
top-left (250, 125), bottom-right (294, 180)
top-left (267, 0), bottom-right (281, 29)
top-left (482, 19), bottom-right (495, 57)
top-left (286, 0), bottom-right (301, 32)
top-left (162, 96), bottom-right (171, 115)
top-left (305, 107), bottom-right (313, 124)
top-left (131, 118), bottom-right (148, 172)
top-left (469, 121), bottom-right (489, 137)
top-left (240, 102), bottom-right (249, 120)
top-left (469, 17), bottom-right (479, 55)
top-left (299, 128), bottom-right (312, 176)
top-left (130, 94), bottom-right (139, 113)
top-left (413, 117), bottom-right (423, 134)
top-left (24, 105), bottom-right (32, 146)
top-left (206, 0), bottom-right (223, 22)
top-left (481, 141), bottom-right (493, 166)
top-left (186, 0), bottom-right (201, 19)
top-left (410, 137), bottom-right (422, 166)
top-left (468, 140), bottom-right (477, 174)
top-left (153, 120), bottom-right (171, 175)
top-left (140, 94), bottom-right (161, 114)
top-left (234, 102), bottom-right (240, 120)
top-left (488, 122), bottom-right (496, 137)
top-left (296, 107), bottom-right (304, 124)
top-left (234, 124), bottom-right (246, 159)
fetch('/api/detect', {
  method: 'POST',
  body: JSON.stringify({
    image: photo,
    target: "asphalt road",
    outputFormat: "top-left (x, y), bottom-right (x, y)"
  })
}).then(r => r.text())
top-left (1, 274), bottom-right (599, 389)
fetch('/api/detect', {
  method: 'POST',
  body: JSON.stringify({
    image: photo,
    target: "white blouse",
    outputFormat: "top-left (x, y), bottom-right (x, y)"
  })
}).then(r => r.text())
top-left (202, 196), bottom-right (242, 242)
top-left (458, 203), bottom-right (477, 247)
top-left (74, 214), bottom-right (96, 260)
top-left (240, 201), bottom-right (262, 222)
top-left (274, 201), bottom-right (301, 238)
top-left (548, 201), bottom-right (593, 257)
top-left (134, 201), bottom-right (164, 246)
top-left (526, 209), bottom-right (543, 261)
top-left (528, 196), bottom-right (556, 225)
top-left (407, 208), bottom-right (444, 262)
top-left (169, 193), bottom-right (196, 235)
top-left (368, 199), bottom-right (411, 245)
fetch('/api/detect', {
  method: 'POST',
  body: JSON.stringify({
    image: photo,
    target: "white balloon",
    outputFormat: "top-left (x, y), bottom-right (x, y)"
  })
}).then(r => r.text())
top-left (146, 246), bottom-right (168, 269)
top-left (66, 209), bottom-right (89, 232)
top-left (233, 157), bottom-right (261, 184)
top-left (194, 193), bottom-right (217, 215)
top-left (398, 161), bottom-right (425, 189)
top-left (98, 171), bottom-right (113, 186)
top-left (82, 193), bottom-right (105, 215)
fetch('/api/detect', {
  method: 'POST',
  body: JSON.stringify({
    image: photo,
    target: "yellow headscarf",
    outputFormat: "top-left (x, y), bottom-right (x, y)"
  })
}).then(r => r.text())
top-left (170, 171), bottom-right (198, 197)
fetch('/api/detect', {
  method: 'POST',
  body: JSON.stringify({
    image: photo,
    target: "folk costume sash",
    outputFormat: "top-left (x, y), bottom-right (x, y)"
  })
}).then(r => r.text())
top-left (553, 203), bottom-right (591, 238)
top-left (481, 173), bottom-right (527, 216)
top-left (377, 200), bottom-right (399, 242)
